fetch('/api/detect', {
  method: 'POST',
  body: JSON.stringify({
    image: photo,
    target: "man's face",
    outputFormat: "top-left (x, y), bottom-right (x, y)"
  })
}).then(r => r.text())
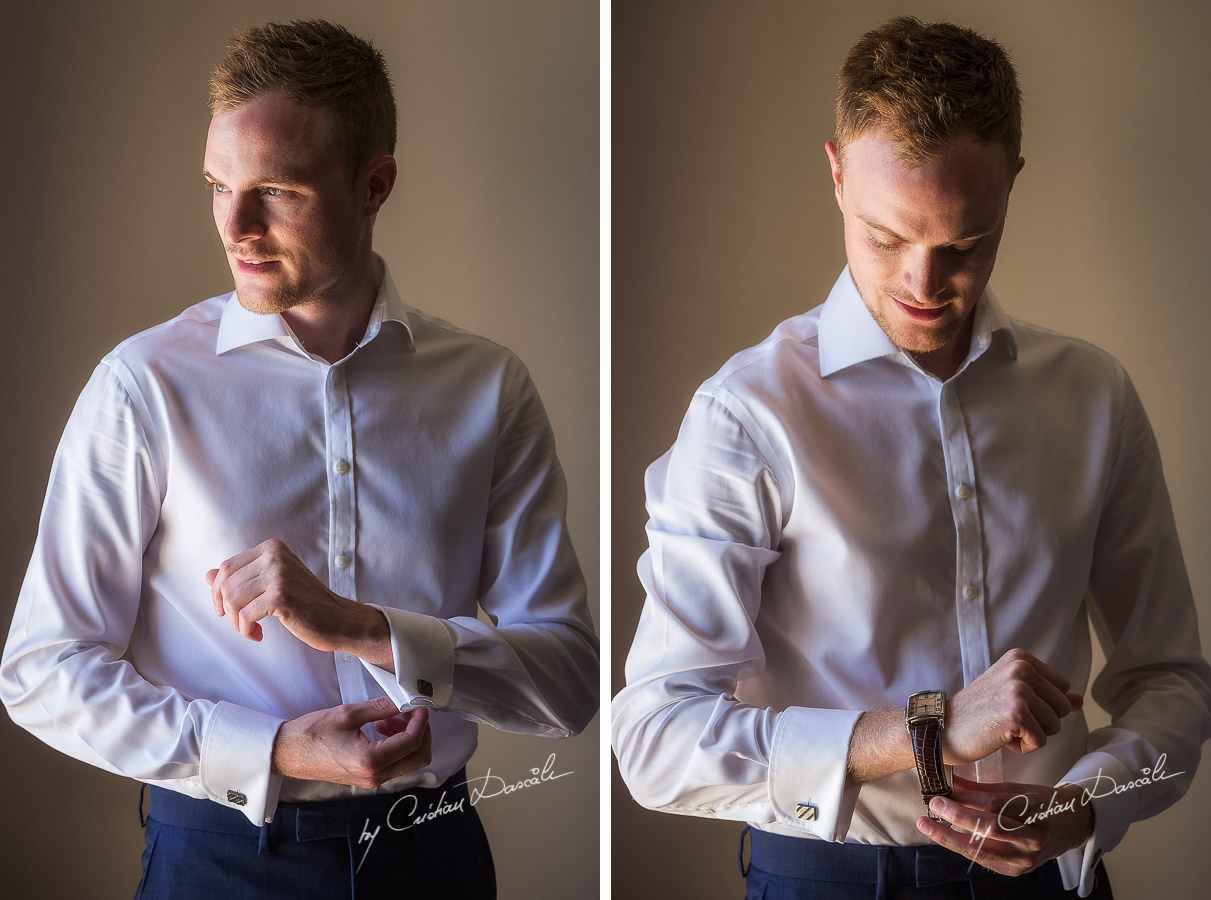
top-left (826, 130), bottom-right (1023, 369)
top-left (203, 91), bottom-right (367, 315)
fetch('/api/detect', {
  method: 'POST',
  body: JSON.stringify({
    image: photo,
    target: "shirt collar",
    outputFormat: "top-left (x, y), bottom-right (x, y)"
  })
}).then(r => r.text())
top-left (817, 266), bottom-right (1017, 378)
top-left (216, 254), bottom-right (415, 357)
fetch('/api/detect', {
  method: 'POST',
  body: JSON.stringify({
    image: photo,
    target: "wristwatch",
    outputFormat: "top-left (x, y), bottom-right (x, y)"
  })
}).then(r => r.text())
top-left (905, 690), bottom-right (952, 819)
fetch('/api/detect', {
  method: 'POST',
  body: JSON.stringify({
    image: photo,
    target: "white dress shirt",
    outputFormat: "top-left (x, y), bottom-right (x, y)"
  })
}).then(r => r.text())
top-left (612, 268), bottom-right (1211, 896)
top-left (2, 257), bottom-right (597, 826)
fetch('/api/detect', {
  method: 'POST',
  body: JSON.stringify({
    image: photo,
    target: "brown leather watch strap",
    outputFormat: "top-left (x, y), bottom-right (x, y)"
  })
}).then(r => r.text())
top-left (908, 718), bottom-right (951, 814)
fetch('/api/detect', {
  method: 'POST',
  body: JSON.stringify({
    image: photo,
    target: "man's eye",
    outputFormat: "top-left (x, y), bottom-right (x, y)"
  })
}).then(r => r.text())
top-left (945, 242), bottom-right (978, 255)
top-left (265, 187), bottom-right (283, 197)
top-left (869, 236), bottom-right (899, 252)
top-left (208, 183), bottom-right (229, 194)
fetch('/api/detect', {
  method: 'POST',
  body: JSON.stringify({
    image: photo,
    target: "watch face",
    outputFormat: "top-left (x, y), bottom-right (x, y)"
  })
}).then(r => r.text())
top-left (907, 691), bottom-right (945, 722)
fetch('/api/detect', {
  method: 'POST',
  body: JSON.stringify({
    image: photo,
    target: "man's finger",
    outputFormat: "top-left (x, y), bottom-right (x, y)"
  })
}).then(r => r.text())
top-left (368, 714), bottom-right (432, 777)
top-left (1007, 648), bottom-right (1071, 696)
top-left (342, 696), bottom-right (406, 729)
top-left (234, 593), bottom-right (271, 642)
top-left (209, 544), bottom-right (269, 603)
top-left (916, 815), bottom-right (1018, 874)
top-left (206, 569), bottom-right (223, 615)
top-left (374, 711), bottom-right (419, 737)
top-left (947, 783), bottom-right (1014, 817)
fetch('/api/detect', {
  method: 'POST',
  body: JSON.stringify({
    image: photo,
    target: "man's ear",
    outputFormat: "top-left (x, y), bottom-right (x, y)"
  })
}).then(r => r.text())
top-left (362, 155), bottom-right (398, 217)
top-left (1010, 155), bottom-right (1025, 190)
top-left (825, 140), bottom-right (844, 208)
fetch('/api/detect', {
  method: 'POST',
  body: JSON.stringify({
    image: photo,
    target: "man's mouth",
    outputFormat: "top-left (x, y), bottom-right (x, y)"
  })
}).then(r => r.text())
top-left (891, 296), bottom-right (950, 322)
top-left (235, 258), bottom-right (281, 274)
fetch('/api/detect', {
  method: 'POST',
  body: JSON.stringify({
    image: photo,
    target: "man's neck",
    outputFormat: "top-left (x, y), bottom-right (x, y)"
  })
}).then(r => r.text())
top-left (282, 263), bottom-right (380, 365)
top-left (909, 309), bottom-right (977, 382)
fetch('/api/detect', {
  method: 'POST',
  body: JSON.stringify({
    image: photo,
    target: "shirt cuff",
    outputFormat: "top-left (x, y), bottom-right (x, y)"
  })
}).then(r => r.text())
top-left (768, 705), bottom-right (863, 841)
top-left (198, 700), bottom-right (285, 825)
top-left (362, 604), bottom-right (456, 710)
top-left (1054, 751), bottom-right (1135, 897)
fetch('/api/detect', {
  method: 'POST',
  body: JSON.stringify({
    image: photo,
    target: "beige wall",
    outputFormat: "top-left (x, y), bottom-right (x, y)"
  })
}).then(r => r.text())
top-left (612, 1), bottom-right (1211, 898)
top-left (0, 1), bottom-right (598, 898)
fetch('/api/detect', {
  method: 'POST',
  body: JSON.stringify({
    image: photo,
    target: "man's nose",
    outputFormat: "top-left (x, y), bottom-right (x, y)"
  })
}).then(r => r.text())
top-left (221, 193), bottom-right (266, 246)
top-left (902, 250), bottom-right (946, 304)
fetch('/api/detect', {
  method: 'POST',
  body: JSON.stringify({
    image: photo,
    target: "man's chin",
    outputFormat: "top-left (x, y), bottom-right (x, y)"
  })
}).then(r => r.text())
top-left (892, 328), bottom-right (958, 355)
top-left (233, 284), bottom-right (299, 316)
top-left (868, 307), bottom-right (959, 355)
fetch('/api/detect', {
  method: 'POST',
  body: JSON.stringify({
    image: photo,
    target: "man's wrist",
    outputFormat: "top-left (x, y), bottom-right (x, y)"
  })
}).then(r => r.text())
top-left (1056, 781), bottom-right (1096, 846)
top-left (847, 706), bottom-right (916, 785)
top-left (344, 604), bottom-right (394, 671)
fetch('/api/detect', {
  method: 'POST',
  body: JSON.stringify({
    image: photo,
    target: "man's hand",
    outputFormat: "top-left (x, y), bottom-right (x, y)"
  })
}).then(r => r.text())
top-left (916, 775), bottom-right (1094, 876)
top-left (847, 648), bottom-right (1083, 784)
top-left (273, 696), bottom-right (431, 788)
top-left (207, 539), bottom-right (393, 669)
top-left (944, 648), bottom-right (1083, 765)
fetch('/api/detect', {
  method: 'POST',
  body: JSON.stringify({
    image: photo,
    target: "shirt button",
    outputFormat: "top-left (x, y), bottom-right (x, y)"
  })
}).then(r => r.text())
top-left (334, 459), bottom-right (351, 475)
top-left (336, 554), bottom-right (352, 569)
top-left (956, 483), bottom-right (973, 500)
top-left (343, 653), bottom-right (354, 662)
top-left (963, 584), bottom-right (981, 601)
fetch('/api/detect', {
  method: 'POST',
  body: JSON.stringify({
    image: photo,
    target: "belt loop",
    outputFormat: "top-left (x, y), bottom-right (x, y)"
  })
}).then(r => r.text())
top-left (875, 846), bottom-right (889, 900)
top-left (258, 821), bottom-right (272, 856)
top-left (138, 783), bottom-right (148, 828)
top-left (738, 825), bottom-right (751, 877)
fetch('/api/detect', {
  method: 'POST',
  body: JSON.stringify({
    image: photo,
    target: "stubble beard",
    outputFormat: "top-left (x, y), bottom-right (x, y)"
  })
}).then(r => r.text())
top-left (867, 301), bottom-right (963, 354)
top-left (230, 253), bottom-right (353, 317)
top-left (234, 279), bottom-right (309, 316)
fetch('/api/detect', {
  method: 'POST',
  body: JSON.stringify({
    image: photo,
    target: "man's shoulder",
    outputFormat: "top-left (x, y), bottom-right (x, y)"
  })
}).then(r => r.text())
top-left (104, 293), bottom-right (231, 370)
top-left (402, 304), bottom-right (526, 377)
top-left (699, 306), bottom-right (826, 401)
top-left (1004, 313), bottom-right (1128, 386)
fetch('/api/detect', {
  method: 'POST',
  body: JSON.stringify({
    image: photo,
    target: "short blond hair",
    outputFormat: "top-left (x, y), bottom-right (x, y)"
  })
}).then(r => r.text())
top-left (209, 19), bottom-right (396, 176)
top-left (835, 16), bottom-right (1021, 169)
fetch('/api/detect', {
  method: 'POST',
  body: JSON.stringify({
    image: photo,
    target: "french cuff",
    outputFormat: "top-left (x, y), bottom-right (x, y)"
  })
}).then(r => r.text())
top-left (362, 604), bottom-right (456, 710)
top-left (768, 706), bottom-right (863, 841)
top-left (1054, 751), bottom-right (1136, 897)
top-left (199, 700), bottom-right (285, 825)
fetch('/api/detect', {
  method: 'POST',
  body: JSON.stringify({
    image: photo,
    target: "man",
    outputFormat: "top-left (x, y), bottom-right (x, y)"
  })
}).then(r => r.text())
top-left (613, 16), bottom-right (1211, 899)
top-left (1, 19), bottom-right (597, 898)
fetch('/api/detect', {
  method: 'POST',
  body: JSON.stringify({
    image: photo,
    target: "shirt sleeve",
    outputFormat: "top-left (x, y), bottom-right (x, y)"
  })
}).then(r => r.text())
top-left (611, 390), bottom-right (863, 841)
top-left (0, 362), bottom-right (284, 824)
top-left (1055, 368), bottom-right (1211, 896)
top-left (363, 358), bottom-right (598, 738)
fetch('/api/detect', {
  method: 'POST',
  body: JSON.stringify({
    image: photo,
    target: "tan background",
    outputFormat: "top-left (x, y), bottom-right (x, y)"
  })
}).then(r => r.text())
top-left (0, 1), bottom-right (598, 898)
top-left (612, 1), bottom-right (1210, 898)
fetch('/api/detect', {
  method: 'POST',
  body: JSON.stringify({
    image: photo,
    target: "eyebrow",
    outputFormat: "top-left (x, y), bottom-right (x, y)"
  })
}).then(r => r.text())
top-left (855, 212), bottom-right (995, 246)
top-left (201, 169), bottom-right (311, 189)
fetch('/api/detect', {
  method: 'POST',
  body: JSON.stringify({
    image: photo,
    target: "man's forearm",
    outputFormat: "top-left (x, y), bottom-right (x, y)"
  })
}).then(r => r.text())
top-left (846, 706), bottom-right (915, 785)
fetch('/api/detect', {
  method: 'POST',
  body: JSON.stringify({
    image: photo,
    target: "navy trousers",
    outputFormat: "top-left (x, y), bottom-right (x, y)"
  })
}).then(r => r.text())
top-left (135, 771), bottom-right (495, 899)
top-left (740, 827), bottom-right (1113, 899)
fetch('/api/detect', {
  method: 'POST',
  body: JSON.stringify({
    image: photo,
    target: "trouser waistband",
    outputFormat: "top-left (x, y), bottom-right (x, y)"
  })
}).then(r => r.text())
top-left (146, 769), bottom-right (469, 847)
top-left (744, 826), bottom-right (1034, 888)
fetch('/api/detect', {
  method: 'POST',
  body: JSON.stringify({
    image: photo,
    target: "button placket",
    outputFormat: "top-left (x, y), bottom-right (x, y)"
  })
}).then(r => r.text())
top-left (324, 362), bottom-right (364, 700)
top-left (937, 381), bottom-right (1001, 783)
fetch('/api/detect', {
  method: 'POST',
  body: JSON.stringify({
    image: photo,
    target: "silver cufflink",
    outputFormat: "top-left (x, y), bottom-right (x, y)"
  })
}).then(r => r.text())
top-left (796, 803), bottom-right (818, 821)
top-left (227, 790), bottom-right (247, 806)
